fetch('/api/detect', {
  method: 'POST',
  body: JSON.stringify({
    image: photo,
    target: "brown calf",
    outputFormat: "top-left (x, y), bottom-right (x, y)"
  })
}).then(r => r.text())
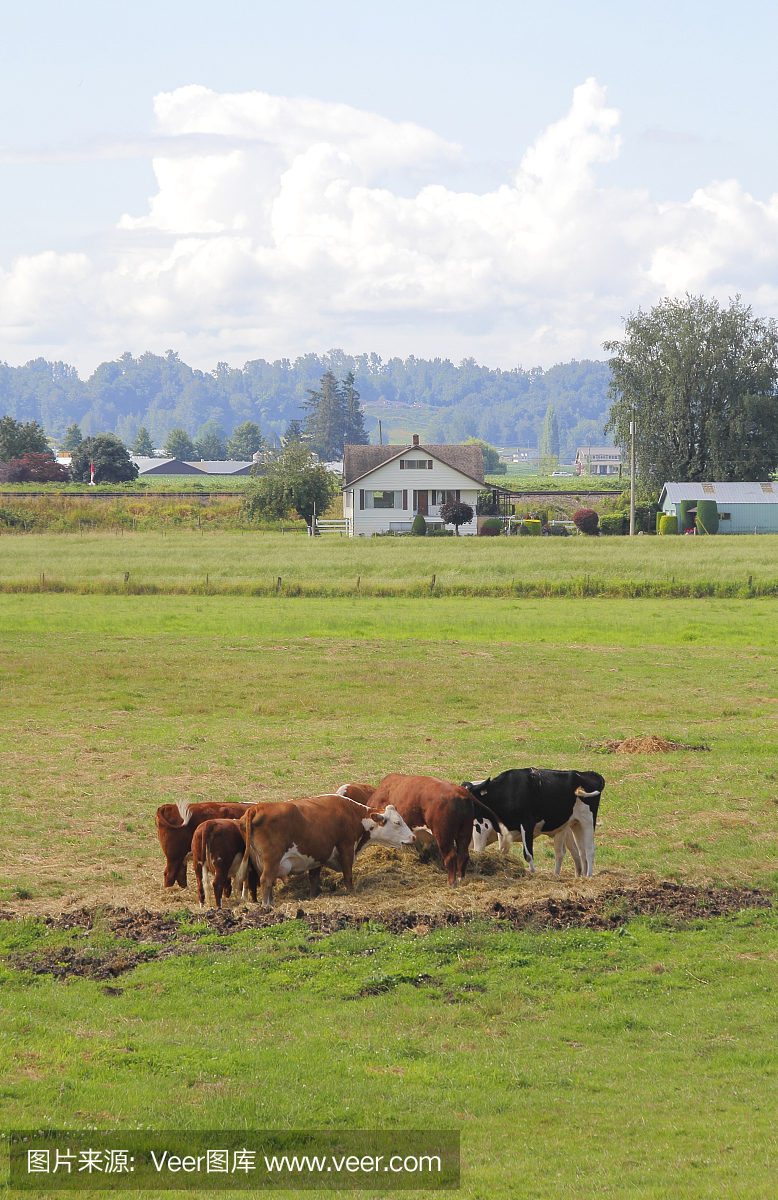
top-left (192, 819), bottom-right (258, 909)
top-left (155, 800), bottom-right (253, 888)
top-left (369, 773), bottom-right (481, 886)
top-left (235, 793), bottom-right (415, 907)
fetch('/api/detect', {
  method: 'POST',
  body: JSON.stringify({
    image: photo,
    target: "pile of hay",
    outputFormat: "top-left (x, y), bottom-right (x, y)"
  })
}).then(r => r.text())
top-left (595, 735), bottom-right (710, 754)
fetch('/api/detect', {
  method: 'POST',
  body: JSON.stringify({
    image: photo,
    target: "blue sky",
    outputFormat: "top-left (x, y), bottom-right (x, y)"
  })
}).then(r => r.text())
top-left (1, 0), bottom-right (777, 371)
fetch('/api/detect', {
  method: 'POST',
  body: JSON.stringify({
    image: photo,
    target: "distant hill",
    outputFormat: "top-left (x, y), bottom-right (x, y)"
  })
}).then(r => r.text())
top-left (0, 349), bottom-right (612, 459)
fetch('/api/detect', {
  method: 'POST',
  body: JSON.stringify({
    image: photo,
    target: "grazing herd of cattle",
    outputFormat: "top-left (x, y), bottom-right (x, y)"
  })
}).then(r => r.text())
top-left (154, 770), bottom-right (606, 909)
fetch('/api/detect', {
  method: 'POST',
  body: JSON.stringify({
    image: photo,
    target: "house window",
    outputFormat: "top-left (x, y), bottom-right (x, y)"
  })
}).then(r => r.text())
top-left (432, 490), bottom-right (456, 505)
top-left (719, 512), bottom-right (731, 521)
top-left (400, 459), bottom-right (432, 469)
top-left (365, 490), bottom-right (403, 509)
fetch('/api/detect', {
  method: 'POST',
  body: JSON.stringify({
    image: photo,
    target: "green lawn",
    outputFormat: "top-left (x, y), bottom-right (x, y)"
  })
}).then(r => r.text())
top-left (1, 592), bottom-right (777, 1198)
top-left (0, 530), bottom-right (777, 596)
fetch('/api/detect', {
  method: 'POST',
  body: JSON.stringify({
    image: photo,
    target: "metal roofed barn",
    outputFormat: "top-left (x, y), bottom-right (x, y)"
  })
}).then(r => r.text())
top-left (659, 482), bottom-right (778, 534)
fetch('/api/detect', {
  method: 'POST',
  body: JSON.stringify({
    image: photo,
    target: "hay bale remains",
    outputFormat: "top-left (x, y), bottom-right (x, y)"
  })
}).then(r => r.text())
top-left (594, 735), bottom-right (710, 754)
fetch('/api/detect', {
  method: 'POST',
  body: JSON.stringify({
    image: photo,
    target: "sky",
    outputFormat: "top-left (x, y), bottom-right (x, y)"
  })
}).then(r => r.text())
top-left (2, 0), bottom-right (778, 375)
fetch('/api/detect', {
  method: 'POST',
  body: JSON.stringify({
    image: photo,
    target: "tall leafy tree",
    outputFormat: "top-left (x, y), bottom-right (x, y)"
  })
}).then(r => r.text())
top-left (131, 427), bottom-right (155, 456)
top-left (539, 404), bottom-right (560, 470)
top-left (463, 437), bottom-right (505, 474)
top-left (243, 442), bottom-right (338, 527)
top-left (61, 423), bottom-right (83, 453)
top-left (226, 421), bottom-right (263, 459)
top-left (70, 435), bottom-right (138, 484)
top-left (605, 295), bottom-right (778, 495)
top-left (163, 428), bottom-right (199, 460)
top-left (0, 416), bottom-right (49, 461)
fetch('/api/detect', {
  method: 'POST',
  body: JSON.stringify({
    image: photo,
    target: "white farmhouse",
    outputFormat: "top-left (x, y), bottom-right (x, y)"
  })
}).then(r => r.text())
top-left (342, 437), bottom-right (484, 536)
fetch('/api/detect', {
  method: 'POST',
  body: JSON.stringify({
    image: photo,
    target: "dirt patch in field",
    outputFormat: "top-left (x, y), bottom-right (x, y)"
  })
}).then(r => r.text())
top-left (11, 944), bottom-right (157, 981)
top-left (593, 735), bottom-right (711, 754)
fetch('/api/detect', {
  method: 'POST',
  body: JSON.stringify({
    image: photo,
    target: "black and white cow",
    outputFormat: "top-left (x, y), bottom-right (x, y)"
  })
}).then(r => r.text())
top-left (463, 769), bottom-right (605, 877)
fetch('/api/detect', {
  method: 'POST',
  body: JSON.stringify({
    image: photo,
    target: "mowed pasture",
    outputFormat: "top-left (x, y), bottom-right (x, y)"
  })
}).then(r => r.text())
top-left (1, 529), bottom-right (778, 595)
top-left (1, 580), bottom-right (778, 1198)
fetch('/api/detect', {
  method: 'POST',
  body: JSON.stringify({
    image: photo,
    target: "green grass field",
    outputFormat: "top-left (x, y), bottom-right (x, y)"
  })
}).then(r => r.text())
top-left (1, 580), bottom-right (777, 1198)
top-left (1, 530), bottom-right (777, 595)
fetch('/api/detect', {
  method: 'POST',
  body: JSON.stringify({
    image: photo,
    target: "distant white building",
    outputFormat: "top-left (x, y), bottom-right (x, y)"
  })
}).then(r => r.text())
top-left (341, 437), bottom-right (483, 536)
top-left (575, 447), bottom-right (622, 476)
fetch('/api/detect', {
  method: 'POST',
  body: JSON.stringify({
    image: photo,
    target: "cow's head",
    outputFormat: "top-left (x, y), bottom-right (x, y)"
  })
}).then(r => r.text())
top-left (363, 804), bottom-right (416, 846)
top-left (462, 777), bottom-right (491, 797)
top-left (470, 817), bottom-right (496, 853)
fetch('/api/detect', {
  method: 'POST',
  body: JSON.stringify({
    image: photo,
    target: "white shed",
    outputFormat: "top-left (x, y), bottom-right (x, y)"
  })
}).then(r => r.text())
top-left (342, 437), bottom-right (484, 536)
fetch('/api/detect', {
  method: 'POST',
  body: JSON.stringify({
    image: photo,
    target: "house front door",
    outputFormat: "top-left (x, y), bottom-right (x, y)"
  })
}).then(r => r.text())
top-left (416, 490), bottom-right (429, 516)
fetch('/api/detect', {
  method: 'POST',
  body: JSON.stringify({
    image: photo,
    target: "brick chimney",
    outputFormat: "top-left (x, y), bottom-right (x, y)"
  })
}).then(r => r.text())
top-left (412, 434), bottom-right (419, 446)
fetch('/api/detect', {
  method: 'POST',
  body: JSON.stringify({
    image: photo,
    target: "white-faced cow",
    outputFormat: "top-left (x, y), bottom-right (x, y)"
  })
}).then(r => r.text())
top-left (234, 793), bottom-right (415, 907)
top-left (462, 769), bottom-right (605, 877)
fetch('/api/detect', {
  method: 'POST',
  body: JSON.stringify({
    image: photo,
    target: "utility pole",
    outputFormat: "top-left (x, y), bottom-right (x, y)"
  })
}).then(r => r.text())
top-left (378, 419), bottom-right (382, 446)
top-left (629, 410), bottom-right (636, 536)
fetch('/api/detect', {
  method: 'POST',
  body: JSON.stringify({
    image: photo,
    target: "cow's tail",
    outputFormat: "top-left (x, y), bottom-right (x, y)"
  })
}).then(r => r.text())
top-left (575, 788), bottom-right (601, 800)
top-left (234, 806), bottom-right (264, 888)
top-left (176, 798), bottom-right (193, 825)
top-left (469, 794), bottom-right (513, 855)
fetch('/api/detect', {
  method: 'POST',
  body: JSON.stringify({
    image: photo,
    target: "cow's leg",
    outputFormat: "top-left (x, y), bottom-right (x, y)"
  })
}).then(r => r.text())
top-left (337, 842), bottom-right (356, 892)
top-left (435, 833), bottom-right (459, 887)
top-left (247, 864), bottom-right (258, 904)
top-left (552, 829), bottom-right (568, 876)
top-left (213, 870), bottom-right (225, 910)
top-left (176, 861), bottom-right (188, 888)
top-left (260, 857), bottom-right (282, 907)
top-left (565, 826), bottom-right (585, 877)
top-left (456, 814), bottom-right (473, 880)
top-left (520, 825), bottom-right (536, 874)
top-left (308, 866), bottom-right (323, 898)
top-left (194, 856), bottom-right (206, 907)
top-left (223, 877), bottom-right (232, 898)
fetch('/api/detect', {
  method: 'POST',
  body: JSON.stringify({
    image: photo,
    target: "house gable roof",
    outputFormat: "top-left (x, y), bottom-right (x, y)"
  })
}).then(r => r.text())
top-left (342, 443), bottom-right (484, 488)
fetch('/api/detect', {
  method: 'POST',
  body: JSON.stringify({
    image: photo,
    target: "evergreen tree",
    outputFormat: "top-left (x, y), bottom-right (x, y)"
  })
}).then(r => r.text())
top-left (341, 371), bottom-right (369, 446)
top-left (131, 426), bottom-right (155, 456)
top-left (283, 419), bottom-right (304, 443)
top-left (195, 433), bottom-right (227, 460)
top-left (226, 421), bottom-right (263, 459)
top-left (163, 428), bottom-right (199, 460)
top-left (61, 423), bottom-right (83, 453)
top-left (304, 369), bottom-right (346, 460)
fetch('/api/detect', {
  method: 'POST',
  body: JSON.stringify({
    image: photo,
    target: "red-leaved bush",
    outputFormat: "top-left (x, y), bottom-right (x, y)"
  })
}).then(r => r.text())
top-left (0, 453), bottom-right (70, 483)
top-left (572, 507), bottom-right (599, 535)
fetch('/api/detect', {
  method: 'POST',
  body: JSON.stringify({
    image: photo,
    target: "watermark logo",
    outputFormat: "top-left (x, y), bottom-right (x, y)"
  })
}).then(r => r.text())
top-left (10, 1131), bottom-right (460, 1190)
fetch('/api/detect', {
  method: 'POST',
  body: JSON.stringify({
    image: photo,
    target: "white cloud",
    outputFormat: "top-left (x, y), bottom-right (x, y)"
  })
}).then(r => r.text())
top-left (3, 78), bottom-right (778, 371)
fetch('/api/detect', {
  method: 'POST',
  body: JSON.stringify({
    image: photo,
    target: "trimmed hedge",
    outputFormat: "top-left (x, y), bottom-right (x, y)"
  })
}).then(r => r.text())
top-left (599, 513), bottom-right (627, 536)
top-left (659, 514), bottom-right (678, 536)
top-left (411, 514), bottom-right (427, 536)
top-left (519, 519), bottom-right (542, 536)
top-left (696, 499), bottom-right (719, 535)
top-left (479, 518), bottom-right (503, 536)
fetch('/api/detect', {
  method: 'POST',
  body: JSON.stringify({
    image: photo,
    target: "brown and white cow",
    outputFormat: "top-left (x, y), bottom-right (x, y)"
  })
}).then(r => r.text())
top-left (155, 800), bottom-right (253, 889)
top-left (192, 819), bottom-right (259, 909)
top-left (234, 793), bottom-right (415, 907)
top-left (368, 773), bottom-right (507, 887)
